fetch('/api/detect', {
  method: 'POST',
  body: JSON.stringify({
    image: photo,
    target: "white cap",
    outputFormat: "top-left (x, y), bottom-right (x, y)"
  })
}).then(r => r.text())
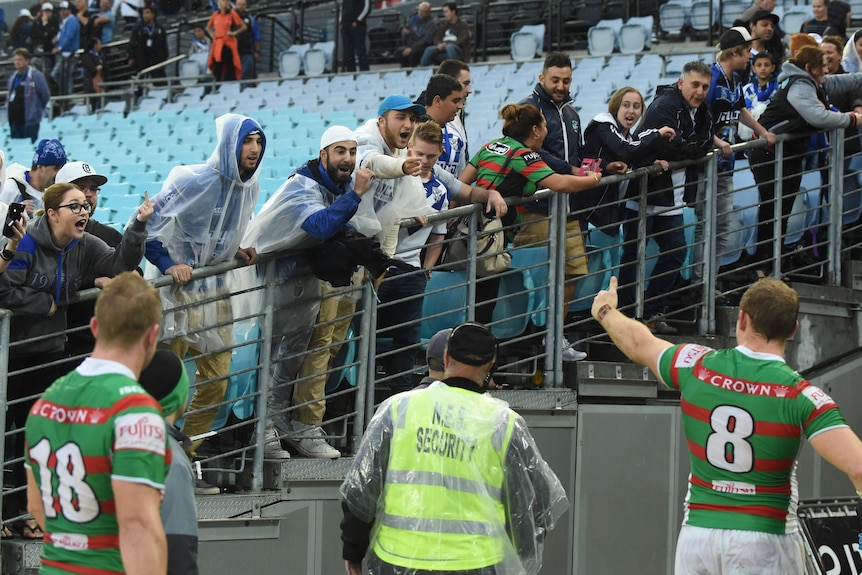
top-left (19, 8), bottom-right (32, 17)
top-left (319, 125), bottom-right (357, 151)
top-left (41, 2), bottom-right (53, 10)
top-left (58, 1), bottom-right (69, 9)
top-left (55, 161), bottom-right (108, 186)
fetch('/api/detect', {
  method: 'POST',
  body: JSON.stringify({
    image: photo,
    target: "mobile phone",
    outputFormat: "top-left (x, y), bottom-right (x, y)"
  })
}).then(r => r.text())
top-left (3, 203), bottom-right (25, 238)
top-left (577, 157), bottom-right (602, 176)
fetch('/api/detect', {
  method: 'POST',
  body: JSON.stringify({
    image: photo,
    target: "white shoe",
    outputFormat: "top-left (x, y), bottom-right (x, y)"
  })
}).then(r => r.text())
top-left (263, 423), bottom-right (291, 460)
top-left (286, 421), bottom-right (341, 459)
top-left (544, 336), bottom-right (587, 362)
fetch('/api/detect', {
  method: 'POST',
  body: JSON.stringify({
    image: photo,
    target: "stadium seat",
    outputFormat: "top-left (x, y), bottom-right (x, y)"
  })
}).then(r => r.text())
top-left (658, 2), bottom-right (687, 36)
top-left (587, 25), bottom-right (616, 56)
top-left (278, 51), bottom-right (301, 78)
top-left (689, 1), bottom-right (714, 32)
top-left (179, 59), bottom-right (201, 87)
top-left (311, 41), bottom-right (335, 72)
top-left (304, 49), bottom-right (327, 76)
top-left (509, 246), bottom-right (549, 327)
top-left (720, 0), bottom-right (746, 28)
top-left (490, 268), bottom-right (535, 339)
top-left (420, 271), bottom-right (468, 340)
top-left (845, 155), bottom-right (862, 225)
top-left (511, 31), bottom-right (539, 61)
top-left (619, 23), bottom-right (647, 54)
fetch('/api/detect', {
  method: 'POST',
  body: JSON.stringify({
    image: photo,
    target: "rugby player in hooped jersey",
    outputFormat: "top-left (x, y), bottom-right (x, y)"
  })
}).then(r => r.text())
top-left (25, 272), bottom-right (169, 575)
top-left (591, 276), bottom-right (862, 575)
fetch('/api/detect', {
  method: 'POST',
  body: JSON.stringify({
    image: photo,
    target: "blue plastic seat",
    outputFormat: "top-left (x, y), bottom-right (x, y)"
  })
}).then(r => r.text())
top-left (326, 323), bottom-right (357, 393)
top-left (420, 271), bottom-right (468, 340)
top-left (490, 268), bottom-right (535, 339)
top-left (508, 246), bottom-right (549, 327)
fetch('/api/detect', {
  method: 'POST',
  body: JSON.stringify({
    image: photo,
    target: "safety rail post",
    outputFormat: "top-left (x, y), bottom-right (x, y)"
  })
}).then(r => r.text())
top-left (772, 139), bottom-right (785, 279)
top-left (357, 280), bottom-right (375, 440)
top-left (465, 209), bottom-right (479, 322)
top-left (250, 260), bottom-right (276, 492)
top-left (635, 172), bottom-right (649, 319)
top-left (0, 309), bottom-right (10, 524)
top-left (702, 153), bottom-right (718, 334)
top-left (829, 128), bottom-right (845, 286)
top-left (548, 191), bottom-right (566, 388)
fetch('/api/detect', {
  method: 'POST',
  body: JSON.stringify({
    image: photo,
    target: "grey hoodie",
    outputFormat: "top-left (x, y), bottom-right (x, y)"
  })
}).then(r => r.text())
top-left (0, 215), bottom-right (147, 354)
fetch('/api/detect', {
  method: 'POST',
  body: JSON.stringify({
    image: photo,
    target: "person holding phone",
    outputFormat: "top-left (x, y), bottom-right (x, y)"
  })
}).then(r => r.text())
top-left (458, 103), bottom-right (600, 335)
top-left (0, 202), bottom-right (28, 274)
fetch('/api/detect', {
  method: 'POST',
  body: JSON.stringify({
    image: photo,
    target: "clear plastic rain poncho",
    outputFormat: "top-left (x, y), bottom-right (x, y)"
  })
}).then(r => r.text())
top-left (145, 113), bottom-right (265, 351)
top-left (842, 30), bottom-right (862, 73)
top-left (238, 162), bottom-right (370, 433)
top-left (341, 382), bottom-right (570, 575)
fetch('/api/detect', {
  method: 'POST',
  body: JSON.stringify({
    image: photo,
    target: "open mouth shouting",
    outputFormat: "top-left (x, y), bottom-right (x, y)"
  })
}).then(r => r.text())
top-left (74, 215), bottom-right (89, 233)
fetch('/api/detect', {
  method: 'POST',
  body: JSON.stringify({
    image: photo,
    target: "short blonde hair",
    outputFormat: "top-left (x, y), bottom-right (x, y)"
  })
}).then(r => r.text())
top-left (739, 277), bottom-right (799, 341)
top-left (94, 272), bottom-right (162, 347)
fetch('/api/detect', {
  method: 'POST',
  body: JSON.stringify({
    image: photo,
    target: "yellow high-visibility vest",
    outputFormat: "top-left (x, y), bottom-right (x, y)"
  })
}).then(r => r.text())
top-left (372, 384), bottom-right (516, 571)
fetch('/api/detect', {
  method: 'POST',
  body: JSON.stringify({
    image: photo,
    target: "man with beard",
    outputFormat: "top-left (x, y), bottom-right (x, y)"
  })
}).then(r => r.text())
top-left (746, 10), bottom-right (783, 83)
top-left (242, 126), bottom-right (376, 459)
top-left (145, 114), bottom-right (264, 485)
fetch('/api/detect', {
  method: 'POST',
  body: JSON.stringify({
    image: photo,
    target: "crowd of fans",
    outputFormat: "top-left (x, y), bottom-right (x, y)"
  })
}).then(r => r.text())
top-left (0, 0), bottom-right (859, 508)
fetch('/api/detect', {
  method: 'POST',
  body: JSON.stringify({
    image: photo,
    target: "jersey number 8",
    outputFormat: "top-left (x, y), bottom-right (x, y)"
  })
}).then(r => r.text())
top-left (705, 405), bottom-right (755, 473)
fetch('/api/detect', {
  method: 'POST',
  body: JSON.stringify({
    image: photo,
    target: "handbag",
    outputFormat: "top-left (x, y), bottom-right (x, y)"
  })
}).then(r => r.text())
top-left (442, 213), bottom-right (512, 277)
top-left (441, 144), bottom-right (517, 277)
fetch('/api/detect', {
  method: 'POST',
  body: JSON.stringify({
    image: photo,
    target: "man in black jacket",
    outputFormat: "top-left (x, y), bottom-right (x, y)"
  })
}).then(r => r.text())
top-left (127, 4), bottom-right (168, 80)
top-left (341, 0), bottom-right (370, 72)
top-left (617, 60), bottom-right (714, 334)
top-left (518, 52), bottom-right (626, 360)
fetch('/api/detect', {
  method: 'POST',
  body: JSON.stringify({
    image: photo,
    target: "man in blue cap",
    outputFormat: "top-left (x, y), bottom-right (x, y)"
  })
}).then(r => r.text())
top-left (0, 138), bottom-right (67, 218)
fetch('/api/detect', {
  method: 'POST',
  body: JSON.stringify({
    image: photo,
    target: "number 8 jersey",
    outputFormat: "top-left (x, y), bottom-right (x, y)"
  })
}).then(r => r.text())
top-left (658, 343), bottom-right (848, 535)
top-left (25, 358), bottom-right (170, 575)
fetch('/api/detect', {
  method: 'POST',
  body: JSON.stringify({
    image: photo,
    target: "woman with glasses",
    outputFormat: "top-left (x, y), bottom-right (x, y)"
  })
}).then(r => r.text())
top-left (0, 181), bottom-right (152, 539)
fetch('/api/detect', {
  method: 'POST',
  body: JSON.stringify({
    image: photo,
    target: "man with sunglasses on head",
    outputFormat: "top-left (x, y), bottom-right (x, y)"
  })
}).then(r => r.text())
top-left (341, 322), bottom-right (569, 575)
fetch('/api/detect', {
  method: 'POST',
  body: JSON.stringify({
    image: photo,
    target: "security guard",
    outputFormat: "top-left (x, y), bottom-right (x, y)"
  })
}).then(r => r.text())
top-left (340, 322), bottom-right (569, 575)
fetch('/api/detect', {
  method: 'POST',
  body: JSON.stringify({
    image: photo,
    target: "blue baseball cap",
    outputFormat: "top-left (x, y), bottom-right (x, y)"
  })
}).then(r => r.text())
top-left (378, 94), bottom-right (425, 118)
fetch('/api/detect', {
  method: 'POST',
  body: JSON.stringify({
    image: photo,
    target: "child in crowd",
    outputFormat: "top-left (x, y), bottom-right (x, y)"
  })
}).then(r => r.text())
top-left (743, 51), bottom-right (778, 110)
top-left (740, 52), bottom-right (778, 141)
top-left (189, 23), bottom-right (211, 75)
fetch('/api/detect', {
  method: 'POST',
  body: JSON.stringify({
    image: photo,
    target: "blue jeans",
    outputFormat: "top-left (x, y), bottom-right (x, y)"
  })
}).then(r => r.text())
top-left (240, 53), bottom-right (256, 82)
top-left (419, 43), bottom-right (463, 67)
top-left (376, 268), bottom-right (427, 392)
top-left (618, 210), bottom-right (686, 318)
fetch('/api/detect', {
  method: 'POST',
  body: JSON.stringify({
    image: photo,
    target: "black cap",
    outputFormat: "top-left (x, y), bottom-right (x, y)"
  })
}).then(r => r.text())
top-left (749, 8), bottom-right (779, 25)
top-left (718, 26), bottom-right (755, 50)
top-left (446, 322), bottom-right (497, 366)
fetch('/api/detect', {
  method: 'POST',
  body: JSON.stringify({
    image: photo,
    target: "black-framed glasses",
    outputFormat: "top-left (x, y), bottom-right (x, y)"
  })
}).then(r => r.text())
top-left (81, 185), bottom-right (100, 194)
top-left (55, 202), bottom-right (89, 214)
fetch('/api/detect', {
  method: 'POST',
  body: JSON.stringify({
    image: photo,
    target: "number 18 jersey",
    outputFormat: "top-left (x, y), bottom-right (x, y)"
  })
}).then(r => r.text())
top-left (25, 358), bottom-right (170, 575)
top-left (658, 344), bottom-right (847, 535)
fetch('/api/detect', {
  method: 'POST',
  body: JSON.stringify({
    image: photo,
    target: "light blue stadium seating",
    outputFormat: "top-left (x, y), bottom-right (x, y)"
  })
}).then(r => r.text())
top-left (420, 271), bottom-right (468, 340)
top-left (490, 268), bottom-right (535, 340)
top-left (508, 246), bottom-right (549, 327)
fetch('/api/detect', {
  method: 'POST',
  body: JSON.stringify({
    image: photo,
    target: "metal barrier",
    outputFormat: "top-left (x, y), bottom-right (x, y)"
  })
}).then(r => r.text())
top-left (1, 125), bottom-right (860, 516)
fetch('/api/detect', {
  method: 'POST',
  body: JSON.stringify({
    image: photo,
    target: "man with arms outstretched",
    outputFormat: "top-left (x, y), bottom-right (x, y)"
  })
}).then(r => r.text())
top-left (592, 276), bottom-right (862, 574)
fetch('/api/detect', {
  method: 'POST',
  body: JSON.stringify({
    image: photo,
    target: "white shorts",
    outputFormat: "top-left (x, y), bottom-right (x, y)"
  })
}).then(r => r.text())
top-left (674, 525), bottom-right (806, 575)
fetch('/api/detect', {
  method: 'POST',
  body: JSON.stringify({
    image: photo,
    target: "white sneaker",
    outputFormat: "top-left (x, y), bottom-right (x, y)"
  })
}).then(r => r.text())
top-left (544, 336), bottom-right (587, 362)
top-left (286, 421), bottom-right (341, 459)
top-left (263, 423), bottom-right (291, 460)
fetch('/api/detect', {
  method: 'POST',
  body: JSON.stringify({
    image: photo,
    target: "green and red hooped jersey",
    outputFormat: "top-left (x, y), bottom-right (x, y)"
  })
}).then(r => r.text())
top-left (25, 368), bottom-right (170, 575)
top-left (657, 344), bottom-right (847, 535)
